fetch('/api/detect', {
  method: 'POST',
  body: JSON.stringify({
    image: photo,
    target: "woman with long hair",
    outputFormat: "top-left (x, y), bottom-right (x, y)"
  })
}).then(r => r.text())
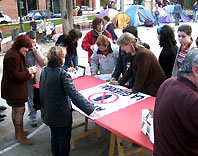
top-left (157, 25), bottom-right (178, 78)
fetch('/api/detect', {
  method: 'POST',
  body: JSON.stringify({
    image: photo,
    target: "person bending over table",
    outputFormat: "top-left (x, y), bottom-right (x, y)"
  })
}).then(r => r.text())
top-left (110, 25), bottom-right (150, 88)
top-left (81, 17), bottom-right (112, 64)
top-left (110, 32), bottom-right (166, 97)
top-left (154, 48), bottom-right (198, 155)
top-left (90, 35), bottom-right (119, 77)
top-left (39, 46), bottom-right (97, 156)
top-left (55, 29), bottom-right (82, 71)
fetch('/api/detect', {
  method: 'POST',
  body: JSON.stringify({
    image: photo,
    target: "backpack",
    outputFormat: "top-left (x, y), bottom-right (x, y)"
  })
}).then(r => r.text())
top-left (144, 19), bottom-right (154, 27)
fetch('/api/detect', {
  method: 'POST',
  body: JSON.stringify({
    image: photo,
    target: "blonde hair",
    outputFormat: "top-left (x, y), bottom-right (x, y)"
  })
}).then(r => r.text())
top-left (96, 35), bottom-right (109, 47)
top-left (117, 32), bottom-right (136, 46)
top-left (47, 46), bottom-right (67, 66)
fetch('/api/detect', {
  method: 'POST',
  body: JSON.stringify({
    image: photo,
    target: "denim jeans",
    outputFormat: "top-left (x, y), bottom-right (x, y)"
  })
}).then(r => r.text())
top-left (174, 13), bottom-right (180, 25)
top-left (193, 10), bottom-right (198, 23)
top-left (64, 55), bottom-right (78, 70)
top-left (50, 125), bottom-right (72, 156)
top-left (27, 79), bottom-right (37, 123)
top-left (154, 15), bottom-right (160, 26)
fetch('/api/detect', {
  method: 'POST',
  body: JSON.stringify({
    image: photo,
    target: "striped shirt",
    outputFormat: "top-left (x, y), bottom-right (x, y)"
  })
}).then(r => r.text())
top-left (177, 40), bottom-right (192, 66)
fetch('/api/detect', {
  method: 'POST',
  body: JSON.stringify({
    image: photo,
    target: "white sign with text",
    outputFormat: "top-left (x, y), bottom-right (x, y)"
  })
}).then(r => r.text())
top-left (72, 83), bottom-right (150, 119)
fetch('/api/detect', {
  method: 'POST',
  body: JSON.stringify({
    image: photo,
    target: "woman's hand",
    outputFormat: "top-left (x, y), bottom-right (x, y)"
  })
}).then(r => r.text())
top-left (91, 71), bottom-right (97, 77)
top-left (67, 67), bottom-right (76, 73)
top-left (90, 110), bottom-right (101, 118)
top-left (109, 78), bottom-right (119, 85)
top-left (28, 66), bottom-right (37, 74)
top-left (90, 45), bottom-right (94, 51)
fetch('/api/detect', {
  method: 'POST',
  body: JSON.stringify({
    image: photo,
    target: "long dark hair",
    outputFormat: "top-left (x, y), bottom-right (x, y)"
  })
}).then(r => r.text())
top-left (158, 25), bottom-right (177, 47)
top-left (66, 29), bottom-right (82, 42)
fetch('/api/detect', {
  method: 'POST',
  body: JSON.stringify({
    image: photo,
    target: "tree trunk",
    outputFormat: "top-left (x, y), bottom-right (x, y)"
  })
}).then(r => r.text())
top-left (59, 0), bottom-right (73, 34)
top-left (46, 0), bottom-right (50, 18)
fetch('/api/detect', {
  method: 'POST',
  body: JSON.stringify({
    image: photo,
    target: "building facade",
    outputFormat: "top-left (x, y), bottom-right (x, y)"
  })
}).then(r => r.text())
top-left (0, 0), bottom-right (95, 19)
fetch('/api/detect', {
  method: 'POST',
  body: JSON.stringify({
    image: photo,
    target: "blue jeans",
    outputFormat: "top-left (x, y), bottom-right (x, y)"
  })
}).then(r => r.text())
top-left (174, 13), bottom-right (180, 25)
top-left (64, 55), bottom-right (78, 70)
top-left (50, 125), bottom-right (72, 156)
top-left (154, 15), bottom-right (160, 26)
top-left (193, 10), bottom-right (198, 23)
top-left (27, 79), bottom-right (37, 122)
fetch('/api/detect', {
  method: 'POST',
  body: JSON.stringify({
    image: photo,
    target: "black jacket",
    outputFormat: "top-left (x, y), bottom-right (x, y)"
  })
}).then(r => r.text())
top-left (112, 48), bottom-right (131, 80)
top-left (40, 64), bottom-right (95, 127)
top-left (56, 35), bottom-right (77, 56)
top-left (159, 45), bottom-right (178, 78)
top-left (106, 23), bottom-right (118, 42)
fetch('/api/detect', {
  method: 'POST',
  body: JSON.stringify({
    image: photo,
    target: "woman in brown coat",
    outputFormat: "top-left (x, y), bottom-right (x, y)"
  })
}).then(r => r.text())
top-left (111, 32), bottom-right (166, 96)
top-left (1, 35), bottom-right (37, 145)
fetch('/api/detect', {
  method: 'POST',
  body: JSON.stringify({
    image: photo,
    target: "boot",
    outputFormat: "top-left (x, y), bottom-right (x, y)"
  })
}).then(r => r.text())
top-left (15, 125), bottom-right (33, 145)
top-left (13, 120), bottom-right (29, 139)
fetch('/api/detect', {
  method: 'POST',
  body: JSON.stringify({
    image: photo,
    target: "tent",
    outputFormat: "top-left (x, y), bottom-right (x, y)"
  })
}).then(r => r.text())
top-left (159, 7), bottom-right (174, 23)
top-left (125, 5), bottom-right (154, 26)
top-left (112, 13), bottom-right (131, 29)
top-left (98, 8), bottom-right (120, 20)
top-left (159, 5), bottom-right (190, 23)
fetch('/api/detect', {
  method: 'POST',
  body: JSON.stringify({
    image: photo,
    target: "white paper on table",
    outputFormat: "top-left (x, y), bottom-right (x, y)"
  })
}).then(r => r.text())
top-left (94, 74), bottom-right (112, 81)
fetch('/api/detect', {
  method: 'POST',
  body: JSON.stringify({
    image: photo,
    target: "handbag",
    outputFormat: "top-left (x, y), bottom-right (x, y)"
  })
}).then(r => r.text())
top-left (33, 87), bottom-right (41, 110)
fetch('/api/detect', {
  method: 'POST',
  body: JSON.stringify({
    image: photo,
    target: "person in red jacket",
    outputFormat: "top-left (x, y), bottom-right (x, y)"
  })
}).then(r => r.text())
top-left (81, 17), bottom-right (112, 63)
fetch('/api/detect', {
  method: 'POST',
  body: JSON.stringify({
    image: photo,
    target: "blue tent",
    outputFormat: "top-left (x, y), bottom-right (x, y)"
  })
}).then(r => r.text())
top-left (125, 5), bottom-right (154, 26)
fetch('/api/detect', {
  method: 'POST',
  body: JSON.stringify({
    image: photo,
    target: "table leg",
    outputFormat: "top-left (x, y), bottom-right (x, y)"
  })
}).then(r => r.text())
top-left (109, 132), bottom-right (116, 156)
top-left (113, 134), bottom-right (146, 156)
top-left (71, 116), bottom-right (101, 150)
top-left (96, 124), bottom-right (101, 138)
top-left (140, 148), bottom-right (145, 156)
top-left (84, 117), bottom-right (88, 131)
top-left (116, 135), bottom-right (125, 156)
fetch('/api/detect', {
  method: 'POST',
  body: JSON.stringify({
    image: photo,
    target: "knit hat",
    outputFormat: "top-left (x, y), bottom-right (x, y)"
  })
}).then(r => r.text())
top-left (26, 31), bottom-right (36, 39)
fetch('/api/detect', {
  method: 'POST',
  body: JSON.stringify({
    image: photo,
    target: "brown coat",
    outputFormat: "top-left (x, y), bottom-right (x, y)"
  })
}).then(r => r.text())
top-left (119, 46), bottom-right (166, 96)
top-left (1, 48), bottom-right (30, 104)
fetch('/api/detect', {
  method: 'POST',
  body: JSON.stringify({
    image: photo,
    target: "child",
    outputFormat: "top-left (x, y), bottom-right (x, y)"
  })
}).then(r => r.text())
top-left (172, 24), bottom-right (196, 76)
top-left (29, 17), bottom-right (37, 31)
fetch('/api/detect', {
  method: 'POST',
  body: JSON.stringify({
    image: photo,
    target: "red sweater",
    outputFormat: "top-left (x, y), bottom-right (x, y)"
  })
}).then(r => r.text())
top-left (81, 29), bottom-right (112, 63)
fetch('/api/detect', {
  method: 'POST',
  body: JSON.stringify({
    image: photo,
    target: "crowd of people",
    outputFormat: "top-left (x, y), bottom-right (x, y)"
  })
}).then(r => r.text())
top-left (1, 5), bottom-right (198, 156)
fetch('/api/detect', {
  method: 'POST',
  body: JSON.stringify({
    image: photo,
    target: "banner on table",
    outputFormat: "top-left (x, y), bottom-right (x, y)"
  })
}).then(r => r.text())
top-left (72, 83), bottom-right (150, 119)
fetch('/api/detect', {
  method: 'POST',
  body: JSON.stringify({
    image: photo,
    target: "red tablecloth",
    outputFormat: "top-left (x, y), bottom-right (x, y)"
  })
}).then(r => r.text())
top-left (73, 75), bottom-right (154, 151)
top-left (35, 75), bottom-right (154, 151)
